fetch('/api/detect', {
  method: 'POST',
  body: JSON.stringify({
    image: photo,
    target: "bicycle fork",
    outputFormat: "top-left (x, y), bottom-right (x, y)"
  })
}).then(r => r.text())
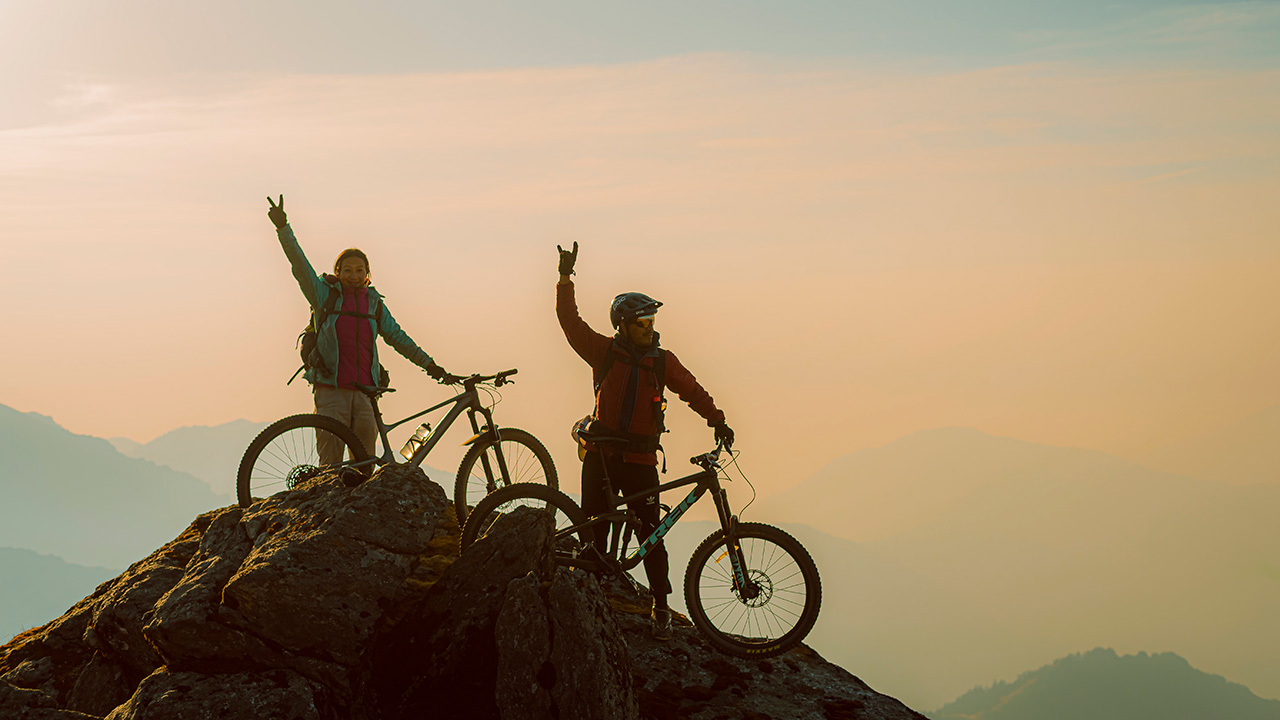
top-left (711, 487), bottom-right (759, 601)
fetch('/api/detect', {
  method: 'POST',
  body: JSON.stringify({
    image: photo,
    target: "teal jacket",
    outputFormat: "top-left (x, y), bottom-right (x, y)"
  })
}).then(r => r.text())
top-left (277, 224), bottom-right (435, 387)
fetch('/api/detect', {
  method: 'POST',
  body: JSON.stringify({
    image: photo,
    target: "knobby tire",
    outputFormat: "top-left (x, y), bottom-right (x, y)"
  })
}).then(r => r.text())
top-left (684, 522), bottom-right (822, 658)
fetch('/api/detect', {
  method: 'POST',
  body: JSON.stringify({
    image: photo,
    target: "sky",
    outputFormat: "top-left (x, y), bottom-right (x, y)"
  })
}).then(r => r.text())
top-left (2, 0), bottom-right (1279, 493)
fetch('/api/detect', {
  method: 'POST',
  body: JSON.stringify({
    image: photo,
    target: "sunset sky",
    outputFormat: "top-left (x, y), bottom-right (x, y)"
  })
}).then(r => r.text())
top-left (3, 0), bottom-right (1278, 492)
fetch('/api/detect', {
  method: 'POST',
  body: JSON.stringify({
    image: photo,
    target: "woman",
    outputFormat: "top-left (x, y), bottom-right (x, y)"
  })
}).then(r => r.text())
top-left (267, 195), bottom-right (458, 463)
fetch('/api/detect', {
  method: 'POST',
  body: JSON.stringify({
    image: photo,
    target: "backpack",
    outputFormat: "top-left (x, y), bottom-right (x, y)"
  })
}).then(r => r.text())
top-left (287, 288), bottom-right (389, 386)
top-left (586, 347), bottom-right (668, 451)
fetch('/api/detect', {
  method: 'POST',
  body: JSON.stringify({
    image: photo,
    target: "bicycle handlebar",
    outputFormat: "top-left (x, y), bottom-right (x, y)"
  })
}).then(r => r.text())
top-left (689, 438), bottom-right (732, 471)
top-left (460, 368), bottom-right (518, 388)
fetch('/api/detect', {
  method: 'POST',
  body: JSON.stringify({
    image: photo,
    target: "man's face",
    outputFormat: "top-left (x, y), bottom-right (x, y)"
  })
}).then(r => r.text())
top-left (624, 315), bottom-right (656, 347)
top-left (338, 257), bottom-right (369, 288)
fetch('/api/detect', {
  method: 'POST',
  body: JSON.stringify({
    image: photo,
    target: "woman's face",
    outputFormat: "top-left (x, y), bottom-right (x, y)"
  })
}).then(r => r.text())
top-left (338, 257), bottom-right (369, 288)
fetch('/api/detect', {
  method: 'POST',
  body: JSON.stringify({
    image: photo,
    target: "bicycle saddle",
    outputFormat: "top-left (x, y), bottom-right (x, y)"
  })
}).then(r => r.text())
top-left (576, 428), bottom-right (630, 446)
top-left (353, 383), bottom-right (396, 398)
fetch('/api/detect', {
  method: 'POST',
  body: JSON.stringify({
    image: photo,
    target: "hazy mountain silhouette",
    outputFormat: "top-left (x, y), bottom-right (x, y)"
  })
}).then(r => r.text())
top-left (110, 418), bottom-right (459, 493)
top-left (0, 547), bottom-right (115, 643)
top-left (749, 427), bottom-right (1280, 709)
top-left (930, 647), bottom-right (1280, 720)
top-left (0, 404), bottom-right (225, 567)
top-left (109, 419), bottom-right (268, 495)
top-left (1141, 405), bottom-right (1280, 486)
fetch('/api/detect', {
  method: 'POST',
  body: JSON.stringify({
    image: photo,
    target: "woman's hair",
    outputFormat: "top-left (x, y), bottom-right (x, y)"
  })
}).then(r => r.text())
top-left (333, 248), bottom-right (371, 275)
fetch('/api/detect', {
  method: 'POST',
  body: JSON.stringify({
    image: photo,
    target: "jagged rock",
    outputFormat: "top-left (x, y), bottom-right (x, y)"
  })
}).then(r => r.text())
top-left (0, 681), bottom-right (97, 719)
top-left (546, 569), bottom-right (638, 719)
top-left (222, 463), bottom-right (445, 669)
top-left (494, 573), bottom-right (553, 720)
top-left (3, 463), bottom-right (927, 720)
top-left (494, 569), bottom-right (640, 720)
top-left (358, 505), bottom-right (553, 720)
top-left (84, 515), bottom-right (209, 681)
top-left (101, 668), bottom-right (324, 719)
top-left (65, 653), bottom-right (130, 716)
top-left (142, 507), bottom-right (256, 670)
top-left (0, 514), bottom-right (212, 708)
top-left (600, 574), bottom-right (926, 720)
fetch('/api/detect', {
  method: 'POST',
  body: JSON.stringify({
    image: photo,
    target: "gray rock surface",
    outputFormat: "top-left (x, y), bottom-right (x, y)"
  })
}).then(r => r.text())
top-left (1, 462), bottom-right (925, 720)
top-left (102, 668), bottom-right (323, 720)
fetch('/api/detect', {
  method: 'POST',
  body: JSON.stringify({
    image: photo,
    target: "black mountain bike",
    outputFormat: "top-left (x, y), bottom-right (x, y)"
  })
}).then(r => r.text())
top-left (236, 370), bottom-right (556, 522)
top-left (460, 428), bottom-right (821, 657)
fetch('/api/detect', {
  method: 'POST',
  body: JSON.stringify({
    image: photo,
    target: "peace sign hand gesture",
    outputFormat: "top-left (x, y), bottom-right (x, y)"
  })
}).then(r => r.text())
top-left (266, 194), bottom-right (289, 229)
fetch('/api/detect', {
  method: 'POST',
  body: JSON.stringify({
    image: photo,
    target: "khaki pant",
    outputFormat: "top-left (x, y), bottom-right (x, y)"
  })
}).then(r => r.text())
top-left (314, 385), bottom-right (379, 465)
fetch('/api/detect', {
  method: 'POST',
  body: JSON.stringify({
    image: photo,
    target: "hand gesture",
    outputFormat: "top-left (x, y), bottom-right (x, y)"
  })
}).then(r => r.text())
top-left (266, 194), bottom-right (288, 229)
top-left (557, 241), bottom-right (579, 276)
top-left (426, 363), bottom-right (465, 386)
top-left (714, 420), bottom-right (735, 449)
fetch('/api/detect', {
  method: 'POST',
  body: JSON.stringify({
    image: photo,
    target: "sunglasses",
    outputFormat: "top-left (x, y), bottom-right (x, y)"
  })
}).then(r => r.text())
top-left (630, 316), bottom-right (656, 329)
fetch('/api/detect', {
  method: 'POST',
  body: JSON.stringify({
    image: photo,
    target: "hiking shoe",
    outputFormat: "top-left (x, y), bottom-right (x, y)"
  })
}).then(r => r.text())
top-left (651, 607), bottom-right (672, 641)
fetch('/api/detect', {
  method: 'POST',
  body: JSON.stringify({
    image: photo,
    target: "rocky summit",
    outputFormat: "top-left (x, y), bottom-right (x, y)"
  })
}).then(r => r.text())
top-left (0, 464), bottom-right (924, 720)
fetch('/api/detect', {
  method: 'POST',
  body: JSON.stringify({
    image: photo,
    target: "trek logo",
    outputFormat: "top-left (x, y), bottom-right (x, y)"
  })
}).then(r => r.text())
top-left (628, 486), bottom-right (703, 561)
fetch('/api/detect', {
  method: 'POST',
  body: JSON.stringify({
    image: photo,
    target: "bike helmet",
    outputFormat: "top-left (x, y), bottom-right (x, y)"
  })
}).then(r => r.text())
top-left (610, 292), bottom-right (662, 328)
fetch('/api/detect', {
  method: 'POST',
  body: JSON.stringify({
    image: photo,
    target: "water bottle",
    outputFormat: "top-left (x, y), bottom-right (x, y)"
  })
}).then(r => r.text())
top-left (400, 423), bottom-right (431, 460)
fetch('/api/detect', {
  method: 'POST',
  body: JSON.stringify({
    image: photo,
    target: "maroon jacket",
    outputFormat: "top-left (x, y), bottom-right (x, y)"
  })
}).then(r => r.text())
top-left (557, 281), bottom-right (724, 466)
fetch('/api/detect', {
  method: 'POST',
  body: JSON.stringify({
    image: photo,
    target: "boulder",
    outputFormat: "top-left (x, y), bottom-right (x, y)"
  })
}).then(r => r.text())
top-left (3, 462), bottom-right (927, 720)
top-left (101, 668), bottom-right (324, 720)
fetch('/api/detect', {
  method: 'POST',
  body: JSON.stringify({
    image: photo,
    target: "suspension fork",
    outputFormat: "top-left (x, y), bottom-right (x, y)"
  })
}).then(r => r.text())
top-left (711, 480), bottom-right (755, 597)
top-left (467, 404), bottom-right (508, 490)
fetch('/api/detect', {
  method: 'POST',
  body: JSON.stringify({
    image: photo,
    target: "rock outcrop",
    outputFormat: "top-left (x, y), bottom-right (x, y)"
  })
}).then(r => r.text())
top-left (1, 464), bottom-right (924, 720)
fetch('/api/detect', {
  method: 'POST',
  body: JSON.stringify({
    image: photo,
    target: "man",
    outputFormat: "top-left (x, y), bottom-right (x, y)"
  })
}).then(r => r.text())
top-left (268, 195), bottom-right (459, 464)
top-left (555, 241), bottom-right (733, 640)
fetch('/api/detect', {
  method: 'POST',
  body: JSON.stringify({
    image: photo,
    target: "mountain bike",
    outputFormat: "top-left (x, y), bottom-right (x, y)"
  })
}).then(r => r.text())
top-left (236, 369), bottom-right (556, 523)
top-left (459, 428), bottom-right (821, 657)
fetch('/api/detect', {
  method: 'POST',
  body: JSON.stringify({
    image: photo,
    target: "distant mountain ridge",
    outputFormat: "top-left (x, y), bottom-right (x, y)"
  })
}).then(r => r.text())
top-left (1141, 405), bottom-right (1280, 486)
top-left (752, 426), bottom-right (1280, 708)
top-left (0, 404), bottom-right (224, 568)
top-left (0, 547), bottom-right (116, 643)
top-left (930, 647), bottom-right (1280, 720)
top-left (109, 418), bottom-right (269, 496)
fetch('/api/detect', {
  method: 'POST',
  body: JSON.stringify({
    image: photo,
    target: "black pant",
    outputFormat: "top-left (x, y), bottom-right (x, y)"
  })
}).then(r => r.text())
top-left (581, 451), bottom-right (671, 598)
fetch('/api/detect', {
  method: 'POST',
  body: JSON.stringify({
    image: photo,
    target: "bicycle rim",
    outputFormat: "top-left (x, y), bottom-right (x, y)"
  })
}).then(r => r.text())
top-left (686, 523), bottom-right (821, 656)
top-left (461, 484), bottom-right (586, 551)
top-left (239, 416), bottom-right (367, 505)
top-left (455, 429), bottom-right (556, 523)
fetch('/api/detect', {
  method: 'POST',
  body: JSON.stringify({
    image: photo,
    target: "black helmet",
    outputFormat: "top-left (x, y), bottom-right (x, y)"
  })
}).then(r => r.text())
top-left (610, 292), bottom-right (662, 328)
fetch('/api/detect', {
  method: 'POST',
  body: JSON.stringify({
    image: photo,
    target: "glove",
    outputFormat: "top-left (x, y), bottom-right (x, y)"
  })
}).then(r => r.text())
top-left (557, 241), bottom-right (579, 276)
top-left (714, 420), bottom-right (734, 448)
top-left (267, 194), bottom-right (288, 229)
top-left (426, 363), bottom-right (464, 385)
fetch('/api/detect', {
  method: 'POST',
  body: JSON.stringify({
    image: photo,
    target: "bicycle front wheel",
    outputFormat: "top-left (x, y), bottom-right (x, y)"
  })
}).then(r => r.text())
top-left (684, 522), bottom-right (822, 658)
top-left (236, 414), bottom-right (371, 507)
top-left (460, 483), bottom-right (588, 552)
top-left (454, 427), bottom-right (558, 524)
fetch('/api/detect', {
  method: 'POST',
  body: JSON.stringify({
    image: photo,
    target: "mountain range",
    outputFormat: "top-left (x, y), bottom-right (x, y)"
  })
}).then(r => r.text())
top-left (930, 647), bottom-right (1280, 720)
top-left (753, 425), bottom-right (1280, 708)
top-left (0, 404), bottom-right (225, 568)
top-left (109, 419), bottom-right (268, 496)
top-left (0, 547), bottom-right (116, 643)
top-left (4, 402), bottom-right (1278, 711)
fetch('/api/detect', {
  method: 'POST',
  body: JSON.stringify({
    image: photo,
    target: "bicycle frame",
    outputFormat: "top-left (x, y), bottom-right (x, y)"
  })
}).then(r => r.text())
top-left (562, 453), bottom-right (751, 591)
top-left (348, 383), bottom-right (506, 479)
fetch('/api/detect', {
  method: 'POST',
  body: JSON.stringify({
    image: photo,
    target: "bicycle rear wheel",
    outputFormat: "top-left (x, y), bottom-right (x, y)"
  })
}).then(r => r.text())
top-left (454, 427), bottom-right (558, 524)
top-left (460, 483), bottom-right (588, 552)
top-left (684, 522), bottom-right (822, 657)
top-left (236, 414), bottom-right (371, 507)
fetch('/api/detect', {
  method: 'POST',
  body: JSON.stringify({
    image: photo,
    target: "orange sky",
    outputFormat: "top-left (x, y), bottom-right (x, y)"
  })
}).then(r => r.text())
top-left (3, 52), bottom-right (1279, 493)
